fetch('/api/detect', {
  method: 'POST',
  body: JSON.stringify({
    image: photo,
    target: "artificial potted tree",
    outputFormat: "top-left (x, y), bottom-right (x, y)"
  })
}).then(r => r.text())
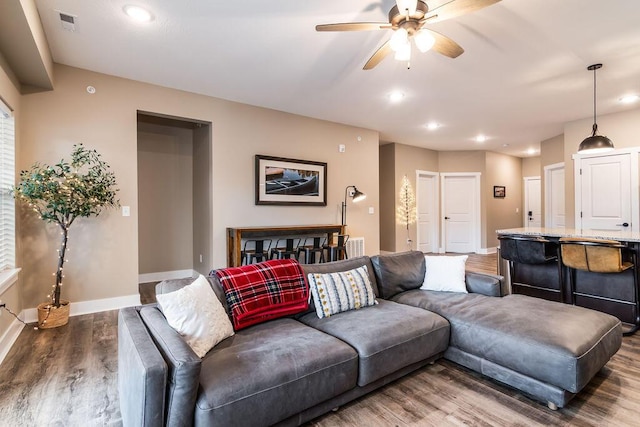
top-left (13, 144), bottom-right (119, 328)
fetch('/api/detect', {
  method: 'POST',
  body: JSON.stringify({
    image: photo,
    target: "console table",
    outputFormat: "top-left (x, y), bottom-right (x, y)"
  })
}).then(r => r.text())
top-left (497, 227), bottom-right (640, 324)
top-left (227, 224), bottom-right (344, 267)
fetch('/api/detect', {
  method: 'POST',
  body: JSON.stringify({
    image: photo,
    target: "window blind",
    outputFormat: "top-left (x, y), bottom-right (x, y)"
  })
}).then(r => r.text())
top-left (0, 98), bottom-right (15, 271)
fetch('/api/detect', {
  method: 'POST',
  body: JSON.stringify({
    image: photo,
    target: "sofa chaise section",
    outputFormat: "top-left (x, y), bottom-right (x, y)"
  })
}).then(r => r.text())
top-left (393, 289), bottom-right (622, 409)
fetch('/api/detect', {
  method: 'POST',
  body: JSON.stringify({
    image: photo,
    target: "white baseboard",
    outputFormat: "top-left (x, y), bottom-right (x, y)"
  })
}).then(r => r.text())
top-left (0, 317), bottom-right (26, 366)
top-left (478, 247), bottom-right (497, 255)
top-left (21, 293), bottom-right (141, 324)
top-left (138, 269), bottom-right (196, 284)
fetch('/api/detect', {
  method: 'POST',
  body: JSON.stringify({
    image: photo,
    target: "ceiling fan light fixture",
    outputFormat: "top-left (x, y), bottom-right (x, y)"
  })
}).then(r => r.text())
top-left (394, 43), bottom-right (411, 61)
top-left (414, 30), bottom-right (435, 52)
top-left (578, 63), bottom-right (614, 154)
top-left (390, 28), bottom-right (409, 52)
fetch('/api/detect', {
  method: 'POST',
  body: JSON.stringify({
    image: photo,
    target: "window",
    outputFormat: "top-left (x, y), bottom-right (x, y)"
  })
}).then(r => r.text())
top-left (0, 98), bottom-right (15, 272)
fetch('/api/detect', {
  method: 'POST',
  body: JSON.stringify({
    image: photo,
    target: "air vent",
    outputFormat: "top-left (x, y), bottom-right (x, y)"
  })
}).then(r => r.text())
top-left (58, 12), bottom-right (77, 32)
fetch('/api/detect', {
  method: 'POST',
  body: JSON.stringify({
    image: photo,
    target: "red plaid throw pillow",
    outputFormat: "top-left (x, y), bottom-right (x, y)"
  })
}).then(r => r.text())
top-left (212, 259), bottom-right (309, 330)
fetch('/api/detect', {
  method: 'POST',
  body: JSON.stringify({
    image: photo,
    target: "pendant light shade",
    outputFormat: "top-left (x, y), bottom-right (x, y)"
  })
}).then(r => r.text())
top-left (578, 64), bottom-right (614, 154)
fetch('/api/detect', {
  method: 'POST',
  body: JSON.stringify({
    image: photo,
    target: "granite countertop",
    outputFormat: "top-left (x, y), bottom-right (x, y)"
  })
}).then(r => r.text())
top-left (496, 227), bottom-right (640, 243)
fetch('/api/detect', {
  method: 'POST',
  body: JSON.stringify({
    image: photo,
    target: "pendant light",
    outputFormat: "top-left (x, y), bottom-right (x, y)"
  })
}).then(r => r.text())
top-left (578, 63), bottom-right (614, 154)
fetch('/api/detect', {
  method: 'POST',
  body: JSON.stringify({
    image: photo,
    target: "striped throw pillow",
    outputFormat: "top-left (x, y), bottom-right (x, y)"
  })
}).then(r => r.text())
top-left (307, 265), bottom-right (377, 319)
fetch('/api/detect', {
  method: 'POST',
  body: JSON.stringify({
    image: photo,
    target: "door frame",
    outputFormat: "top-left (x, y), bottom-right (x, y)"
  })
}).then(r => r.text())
top-left (523, 176), bottom-right (541, 228)
top-left (440, 172), bottom-right (481, 253)
top-left (543, 162), bottom-right (564, 227)
top-left (573, 148), bottom-right (639, 230)
top-left (415, 170), bottom-right (439, 253)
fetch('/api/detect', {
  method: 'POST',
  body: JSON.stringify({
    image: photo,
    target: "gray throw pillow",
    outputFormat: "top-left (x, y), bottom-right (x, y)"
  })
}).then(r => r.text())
top-left (371, 251), bottom-right (426, 299)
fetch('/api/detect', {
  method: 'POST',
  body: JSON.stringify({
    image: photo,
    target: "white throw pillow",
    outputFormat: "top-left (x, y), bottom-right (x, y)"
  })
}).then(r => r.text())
top-left (421, 255), bottom-right (468, 293)
top-left (156, 274), bottom-right (234, 358)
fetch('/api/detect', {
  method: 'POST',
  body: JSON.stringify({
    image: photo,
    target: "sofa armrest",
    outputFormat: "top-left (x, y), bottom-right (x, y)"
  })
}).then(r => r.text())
top-left (139, 306), bottom-right (202, 427)
top-left (118, 307), bottom-right (167, 427)
top-left (465, 272), bottom-right (506, 297)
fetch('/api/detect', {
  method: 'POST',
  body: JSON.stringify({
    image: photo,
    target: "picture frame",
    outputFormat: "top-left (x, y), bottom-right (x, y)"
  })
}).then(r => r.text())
top-left (255, 155), bottom-right (327, 206)
top-left (493, 185), bottom-right (506, 198)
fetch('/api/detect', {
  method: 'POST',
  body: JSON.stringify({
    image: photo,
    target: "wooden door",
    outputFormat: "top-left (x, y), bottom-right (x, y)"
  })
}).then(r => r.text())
top-left (579, 153), bottom-right (632, 230)
top-left (524, 177), bottom-right (541, 228)
top-left (545, 164), bottom-right (565, 227)
top-left (442, 174), bottom-right (479, 253)
top-left (416, 172), bottom-right (438, 253)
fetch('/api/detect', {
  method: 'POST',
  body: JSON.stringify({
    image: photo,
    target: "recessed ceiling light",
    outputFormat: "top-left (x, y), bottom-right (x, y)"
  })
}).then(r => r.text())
top-left (389, 91), bottom-right (405, 103)
top-left (619, 94), bottom-right (640, 104)
top-left (475, 135), bottom-right (487, 143)
top-left (527, 148), bottom-right (538, 155)
top-left (502, 143), bottom-right (510, 147)
top-left (425, 122), bottom-right (439, 130)
top-left (123, 5), bottom-right (154, 22)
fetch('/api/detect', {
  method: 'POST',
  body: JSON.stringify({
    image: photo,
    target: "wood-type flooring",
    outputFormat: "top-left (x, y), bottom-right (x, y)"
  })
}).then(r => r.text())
top-left (1, 253), bottom-right (639, 426)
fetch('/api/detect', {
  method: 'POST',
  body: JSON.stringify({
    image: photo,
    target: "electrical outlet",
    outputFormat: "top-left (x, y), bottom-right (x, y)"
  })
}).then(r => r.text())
top-left (199, 254), bottom-right (203, 263)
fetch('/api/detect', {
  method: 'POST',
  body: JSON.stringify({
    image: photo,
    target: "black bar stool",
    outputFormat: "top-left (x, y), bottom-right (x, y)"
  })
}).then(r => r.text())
top-left (559, 237), bottom-right (640, 336)
top-left (242, 239), bottom-right (271, 265)
top-left (297, 237), bottom-right (326, 264)
top-left (498, 235), bottom-right (561, 301)
top-left (325, 234), bottom-right (349, 262)
top-left (270, 238), bottom-right (300, 260)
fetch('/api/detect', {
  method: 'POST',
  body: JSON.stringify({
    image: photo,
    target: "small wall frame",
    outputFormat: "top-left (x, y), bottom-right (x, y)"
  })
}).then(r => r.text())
top-left (494, 185), bottom-right (506, 198)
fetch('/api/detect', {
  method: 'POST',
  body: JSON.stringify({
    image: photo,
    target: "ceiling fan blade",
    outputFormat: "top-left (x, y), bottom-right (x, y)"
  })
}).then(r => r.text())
top-left (426, 29), bottom-right (464, 58)
top-left (424, 0), bottom-right (501, 24)
top-left (316, 22), bottom-right (390, 32)
top-left (363, 40), bottom-right (393, 70)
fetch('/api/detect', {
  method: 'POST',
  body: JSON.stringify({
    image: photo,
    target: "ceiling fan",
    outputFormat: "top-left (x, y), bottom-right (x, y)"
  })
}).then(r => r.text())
top-left (316, 0), bottom-right (501, 70)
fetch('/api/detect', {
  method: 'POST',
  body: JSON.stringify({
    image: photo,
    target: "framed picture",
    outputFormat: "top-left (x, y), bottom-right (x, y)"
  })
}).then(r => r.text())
top-left (494, 185), bottom-right (506, 198)
top-left (255, 155), bottom-right (327, 206)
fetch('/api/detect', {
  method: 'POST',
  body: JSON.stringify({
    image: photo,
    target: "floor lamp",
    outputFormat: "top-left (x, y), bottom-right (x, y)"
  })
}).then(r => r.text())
top-left (342, 185), bottom-right (366, 227)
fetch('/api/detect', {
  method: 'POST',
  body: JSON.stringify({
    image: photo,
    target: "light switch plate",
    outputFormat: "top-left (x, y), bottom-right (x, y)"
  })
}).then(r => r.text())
top-left (122, 206), bottom-right (130, 217)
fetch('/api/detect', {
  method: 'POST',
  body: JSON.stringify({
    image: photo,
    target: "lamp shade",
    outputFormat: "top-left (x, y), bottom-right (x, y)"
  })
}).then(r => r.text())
top-left (352, 188), bottom-right (366, 202)
top-left (578, 134), bottom-right (614, 154)
top-left (414, 30), bottom-right (435, 53)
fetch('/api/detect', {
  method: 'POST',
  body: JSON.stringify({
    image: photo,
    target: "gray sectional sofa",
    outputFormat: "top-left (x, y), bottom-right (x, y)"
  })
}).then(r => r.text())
top-left (118, 251), bottom-right (622, 426)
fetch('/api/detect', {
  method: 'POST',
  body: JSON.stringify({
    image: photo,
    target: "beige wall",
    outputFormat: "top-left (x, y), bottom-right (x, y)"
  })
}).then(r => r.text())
top-left (563, 108), bottom-right (640, 227)
top-left (137, 123), bottom-right (194, 275)
top-left (379, 144), bottom-right (395, 251)
top-left (485, 152), bottom-right (523, 248)
top-left (522, 156), bottom-right (540, 177)
top-left (17, 64), bottom-right (380, 309)
top-left (192, 124), bottom-right (213, 275)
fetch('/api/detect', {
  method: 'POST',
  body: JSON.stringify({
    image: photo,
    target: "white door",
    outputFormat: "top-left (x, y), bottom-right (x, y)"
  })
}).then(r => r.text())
top-left (544, 164), bottom-right (565, 228)
top-left (524, 177), bottom-right (541, 228)
top-left (441, 174), bottom-right (480, 253)
top-left (579, 153), bottom-right (632, 230)
top-left (416, 171), bottom-right (438, 253)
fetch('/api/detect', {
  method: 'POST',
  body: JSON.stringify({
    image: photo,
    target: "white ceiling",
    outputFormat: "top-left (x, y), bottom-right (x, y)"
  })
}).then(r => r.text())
top-left (33, 0), bottom-right (640, 157)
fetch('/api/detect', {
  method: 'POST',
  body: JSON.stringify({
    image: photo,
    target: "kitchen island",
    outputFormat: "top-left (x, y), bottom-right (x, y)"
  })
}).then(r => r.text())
top-left (497, 227), bottom-right (640, 329)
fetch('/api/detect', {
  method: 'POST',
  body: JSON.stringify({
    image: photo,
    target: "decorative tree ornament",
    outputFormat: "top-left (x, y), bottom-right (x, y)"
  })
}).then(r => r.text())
top-left (396, 175), bottom-right (417, 249)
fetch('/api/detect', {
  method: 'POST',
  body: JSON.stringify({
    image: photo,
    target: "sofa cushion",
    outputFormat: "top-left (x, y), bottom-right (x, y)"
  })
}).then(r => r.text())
top-left (422, 255), bottom-right (468, 293)
top-left (301, 256), bottom-right (379, 314)
top-left (298, 299), bottom-right (449, 387)
top-left (212, 259), bottom-right (308, 330)
top-left (155, 274), bottom-right (234, 358)
top-left (307, 265), bottom-right (378, 318)
top-left (194, 318), bottom-right (358, 427)
top-left (371, 251), bottom-right (426, 299)
top-left (392, 290), bottom-right (622, 393)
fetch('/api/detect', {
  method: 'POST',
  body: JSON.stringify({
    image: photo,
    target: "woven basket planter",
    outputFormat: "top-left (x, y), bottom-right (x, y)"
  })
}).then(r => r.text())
top-left (37, 300), bottom-right (70, 329)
